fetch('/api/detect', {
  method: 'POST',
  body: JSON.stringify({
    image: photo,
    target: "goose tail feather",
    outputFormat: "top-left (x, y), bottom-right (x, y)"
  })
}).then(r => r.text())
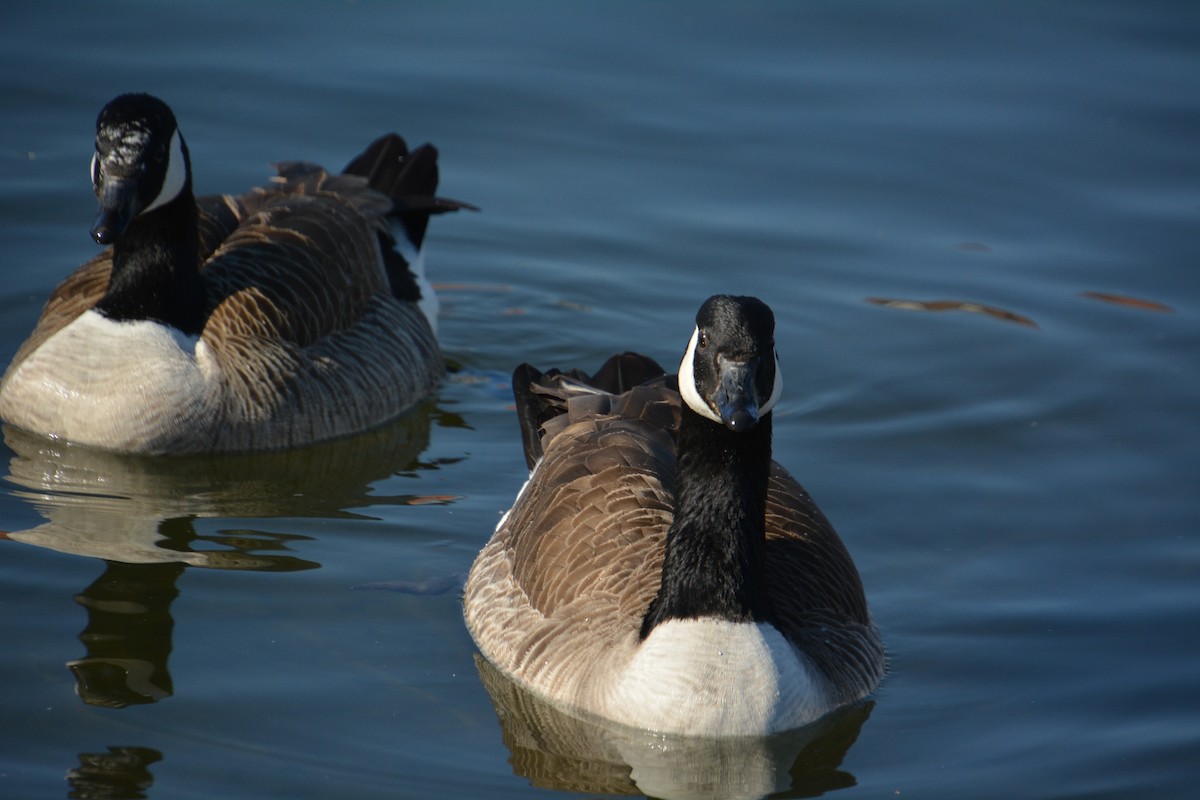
top-left (343, 134), bottom-right (477, 249)
top-left (512, 352), bottom-right (667, 470)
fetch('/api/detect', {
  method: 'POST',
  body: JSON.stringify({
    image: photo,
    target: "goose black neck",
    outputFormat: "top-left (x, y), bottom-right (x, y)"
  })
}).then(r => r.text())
top-left (640, 404), bottom-right (775, 639)
top-left (94, 190), bottom-right (206, 336)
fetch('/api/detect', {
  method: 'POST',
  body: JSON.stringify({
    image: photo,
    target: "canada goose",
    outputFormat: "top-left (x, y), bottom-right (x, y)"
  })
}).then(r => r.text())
top-left (464, 295), bottom-right (884, 737)
top-left (0, 93), bottom-right (472, 454)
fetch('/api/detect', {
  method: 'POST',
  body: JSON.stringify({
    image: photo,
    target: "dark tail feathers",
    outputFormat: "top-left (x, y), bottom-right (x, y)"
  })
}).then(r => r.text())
top-left (343, 133), bottom-right (476, 302)
top-left (344, 133), bottom-right (477, 250)
top-left (512, 353), bottom-right (666, 470)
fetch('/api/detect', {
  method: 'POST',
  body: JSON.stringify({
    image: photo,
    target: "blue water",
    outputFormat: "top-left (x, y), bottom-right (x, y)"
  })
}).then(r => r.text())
top-left (1, 2), bottom-right (1198, 798)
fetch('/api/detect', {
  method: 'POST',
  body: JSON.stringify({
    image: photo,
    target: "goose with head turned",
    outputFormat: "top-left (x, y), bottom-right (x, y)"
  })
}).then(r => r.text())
top-left (463, 294), bottom-right (884, 737)
top-left (0, 93), bottom-right (473, 454)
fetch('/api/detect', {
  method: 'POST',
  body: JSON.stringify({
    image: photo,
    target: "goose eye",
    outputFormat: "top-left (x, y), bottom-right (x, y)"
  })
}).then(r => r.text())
top-left (697, 331), bottom-right (708, 349)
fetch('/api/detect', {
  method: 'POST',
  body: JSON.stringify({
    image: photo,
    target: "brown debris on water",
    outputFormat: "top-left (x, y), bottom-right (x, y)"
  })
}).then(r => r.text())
top-left (866, 297), bottom-right (1038, 328)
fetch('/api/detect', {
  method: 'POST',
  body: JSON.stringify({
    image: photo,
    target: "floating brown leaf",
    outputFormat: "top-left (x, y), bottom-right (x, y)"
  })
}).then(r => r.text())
top-left (404, 494), bottom-right (461, 506)
top-left (1080, 291), bottom-right (1174, 313)
top-left (866, 297), bottom-right (1038, 328)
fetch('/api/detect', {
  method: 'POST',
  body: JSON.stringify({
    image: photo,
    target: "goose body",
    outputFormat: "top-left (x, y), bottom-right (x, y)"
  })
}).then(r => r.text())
top-left (0, 93), bottom-right (470, 454)
top-left (464, 295), bottom-right (884, 737)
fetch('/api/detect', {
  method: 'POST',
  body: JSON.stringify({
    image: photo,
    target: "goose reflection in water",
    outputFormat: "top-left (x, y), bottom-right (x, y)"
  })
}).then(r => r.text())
top-left (67, 745), bottom-right (162, 800)
top-left (0, 404), bottom-right (443, 708)
top-left (69, 559), bottom-right (183, 708)
top-left (474, 655), bottom-right (873, 800)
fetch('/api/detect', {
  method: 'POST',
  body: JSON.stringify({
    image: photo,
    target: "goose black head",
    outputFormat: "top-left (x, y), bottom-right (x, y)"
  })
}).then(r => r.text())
top-left (678, 295), bottom-right (782, 431)
top-left (90, 93), bottom-right (191, 245)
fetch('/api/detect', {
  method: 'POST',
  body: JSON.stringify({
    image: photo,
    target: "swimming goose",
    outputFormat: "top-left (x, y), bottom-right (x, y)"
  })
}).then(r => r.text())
top-left (0, 93), bottom-right (471, 454)
top-left (464, 295), bottom-right (884, 737)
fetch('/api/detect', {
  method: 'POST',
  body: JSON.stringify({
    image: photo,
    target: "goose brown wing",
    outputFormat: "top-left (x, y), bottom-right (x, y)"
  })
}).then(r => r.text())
top-left (505, 381), bottom-right (679, 625)
top-left (201, 204), bottom-right (386, 346)
top-left (764, 466), bottom-right (885, 700)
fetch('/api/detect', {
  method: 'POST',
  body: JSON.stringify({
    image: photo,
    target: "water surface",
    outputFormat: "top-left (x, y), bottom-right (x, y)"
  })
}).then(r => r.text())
top-left (1, 2), bottom-right (1197, 798)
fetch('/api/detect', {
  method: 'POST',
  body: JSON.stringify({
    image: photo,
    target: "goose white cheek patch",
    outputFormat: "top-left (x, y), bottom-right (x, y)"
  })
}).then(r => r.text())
top-left (141, 130), bottom-right (187, 215)
top-left (760, 349), bottom-right (782, 416)
top-left (678, 327), bottom-right (724, 424)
